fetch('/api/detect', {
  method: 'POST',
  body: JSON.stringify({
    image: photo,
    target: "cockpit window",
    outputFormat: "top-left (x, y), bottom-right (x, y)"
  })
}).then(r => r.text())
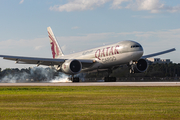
top-left (131, 45), bottom-right (142, 48)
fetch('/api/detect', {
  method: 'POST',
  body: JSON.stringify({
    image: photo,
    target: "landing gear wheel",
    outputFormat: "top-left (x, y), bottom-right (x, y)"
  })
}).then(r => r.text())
top-left (129, 65), bottom-right (135, 74)
top-left (104, 77), bottom-right (116, 82)
top-left (72, 77), bottom-right (79, 82)
top-left (104, 68), bottom-right (116, 82)
top-left (130, 68), bottom-right (134, 74)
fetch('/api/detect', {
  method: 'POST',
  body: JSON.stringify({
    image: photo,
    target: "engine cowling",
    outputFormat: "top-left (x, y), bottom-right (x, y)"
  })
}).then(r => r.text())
top-left (131, 59), bottom-right (148, 73)
top-left (61, 59), bottom-right (82, 75)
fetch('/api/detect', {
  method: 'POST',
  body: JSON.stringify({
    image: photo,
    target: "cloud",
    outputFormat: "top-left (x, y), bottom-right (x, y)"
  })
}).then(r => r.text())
top-left (112, 0), bottom-right (180, 13)
top-left (49, 0), bottom-right (110, 12)
top-left (0, 38), bottom-right (46, 49)
top-left (111, 0), bottom-right (130, 9)
top-left (132, 15), bottom-right (156, 19)
top-left (0, 37), bottom-right (49, 57)
top-left (126, 0), bottom-right (164, 13)
top-left (71, 26), bottom-right (79, 29)
top-left (19, 0), bottom-right (24, 4)
top-left (1, 29), bottom-right (179, 52)
top-left (124, 0), bottom-right (173, 13)
top-left (35, 46), bottom-right (43, 50)
top-left (50, 0), bottom-right (180, 13)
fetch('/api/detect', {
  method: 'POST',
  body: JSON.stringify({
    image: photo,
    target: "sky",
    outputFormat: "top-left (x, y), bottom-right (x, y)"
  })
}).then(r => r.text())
top-left (0, 0), bottom-right (180, 69)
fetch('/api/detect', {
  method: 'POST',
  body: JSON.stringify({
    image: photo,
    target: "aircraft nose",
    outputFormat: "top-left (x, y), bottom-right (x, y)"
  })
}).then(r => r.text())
top-left (140, 45), bottom-right (143, 51)
top-left (131, 42), bottom-right (143, 51)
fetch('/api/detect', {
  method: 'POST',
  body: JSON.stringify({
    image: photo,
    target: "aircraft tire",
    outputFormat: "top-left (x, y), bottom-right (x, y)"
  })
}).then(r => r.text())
top-left (72, 77), bottom-right (80, 82)
top-left (104, 77), bottom-right (116, 82)
top-left (130, 68), bottom-right (134, 74)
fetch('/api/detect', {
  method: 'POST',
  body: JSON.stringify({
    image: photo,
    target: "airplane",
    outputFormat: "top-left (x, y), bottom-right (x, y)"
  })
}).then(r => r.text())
top-left (0, 27), bottom-right (176, 82)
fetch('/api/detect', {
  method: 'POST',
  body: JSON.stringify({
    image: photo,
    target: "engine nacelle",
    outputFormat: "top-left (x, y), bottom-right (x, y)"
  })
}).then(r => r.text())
top-left (131, 59), bottom-right (148, 73)
top-left (61, 59), bottom-right (82, 75)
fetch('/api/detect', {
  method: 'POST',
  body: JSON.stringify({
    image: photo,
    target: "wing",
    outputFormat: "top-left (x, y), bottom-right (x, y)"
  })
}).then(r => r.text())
top-left (0, 55), bottom-right (94, 66)
top-left (142, 48), bottom-right (176, 59)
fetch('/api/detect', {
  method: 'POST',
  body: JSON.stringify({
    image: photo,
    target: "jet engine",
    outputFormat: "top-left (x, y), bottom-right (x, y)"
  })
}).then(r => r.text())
top-left (61, 59), bottom-right (82, 75)
top-left (130, 59), bottom-right (148, 73)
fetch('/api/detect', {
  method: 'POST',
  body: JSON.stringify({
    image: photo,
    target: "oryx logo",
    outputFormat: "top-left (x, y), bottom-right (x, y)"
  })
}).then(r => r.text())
top-left (48, 31), bottom-right (60, 59)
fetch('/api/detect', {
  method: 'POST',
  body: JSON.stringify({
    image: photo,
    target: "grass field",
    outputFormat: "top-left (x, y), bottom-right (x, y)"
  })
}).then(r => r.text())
top-left (0, 86), bottom-right (180, 120)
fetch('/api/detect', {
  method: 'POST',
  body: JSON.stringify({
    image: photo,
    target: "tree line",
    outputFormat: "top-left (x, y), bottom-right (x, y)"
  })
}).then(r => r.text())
top-left (85, 63), bottom-right (180, 79)
top-left (0, 63), bottom-right (180, 82)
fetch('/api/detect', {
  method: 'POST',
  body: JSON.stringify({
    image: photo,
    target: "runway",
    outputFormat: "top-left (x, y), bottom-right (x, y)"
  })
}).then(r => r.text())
top-left (0, 82), bottom-right (180, 86)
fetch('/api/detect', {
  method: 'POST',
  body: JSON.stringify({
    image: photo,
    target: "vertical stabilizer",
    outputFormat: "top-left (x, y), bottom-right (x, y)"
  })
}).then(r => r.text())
top-left (47, 27), bottom-right (64, 59)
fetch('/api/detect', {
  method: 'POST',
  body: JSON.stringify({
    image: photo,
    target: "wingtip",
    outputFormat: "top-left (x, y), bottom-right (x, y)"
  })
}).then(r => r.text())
top-left (142, 48), bottom-right (176, 59)
top-left (171, 48), bottom-right (176, 51)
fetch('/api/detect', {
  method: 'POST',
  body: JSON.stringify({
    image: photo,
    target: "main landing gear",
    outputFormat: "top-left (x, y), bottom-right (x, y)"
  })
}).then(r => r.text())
top-left (69, 75), bottom-right (80, 82)
top-left (104, 77), bottom-right (116, 82)
top-left (129, 65), bottom-right (135, 74)
top-left (104, 69), bottom-right (116, 82)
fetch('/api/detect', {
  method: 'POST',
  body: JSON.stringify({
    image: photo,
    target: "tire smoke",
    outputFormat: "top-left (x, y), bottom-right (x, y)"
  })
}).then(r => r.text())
top-left (0, 67), bottom-right (71, 83)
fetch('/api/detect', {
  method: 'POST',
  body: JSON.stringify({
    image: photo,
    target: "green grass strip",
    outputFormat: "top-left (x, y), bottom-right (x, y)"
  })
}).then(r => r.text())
top-left (0, 86), bottom-right (180, 120)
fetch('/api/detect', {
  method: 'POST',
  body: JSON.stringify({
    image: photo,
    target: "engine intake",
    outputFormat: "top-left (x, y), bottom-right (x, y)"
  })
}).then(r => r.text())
top-left (61, 59), bottom-right (82, 75)
top-left (131, 59), bottom-right (148, 73)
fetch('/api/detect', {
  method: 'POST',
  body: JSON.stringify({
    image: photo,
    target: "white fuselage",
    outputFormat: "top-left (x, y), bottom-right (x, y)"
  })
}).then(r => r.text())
top-left (59, 40), bottom-right (143, 72)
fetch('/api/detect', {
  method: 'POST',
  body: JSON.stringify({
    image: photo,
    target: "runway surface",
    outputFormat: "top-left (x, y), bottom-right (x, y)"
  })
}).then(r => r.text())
top-left (0, 82), bottom-right (180, 86)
